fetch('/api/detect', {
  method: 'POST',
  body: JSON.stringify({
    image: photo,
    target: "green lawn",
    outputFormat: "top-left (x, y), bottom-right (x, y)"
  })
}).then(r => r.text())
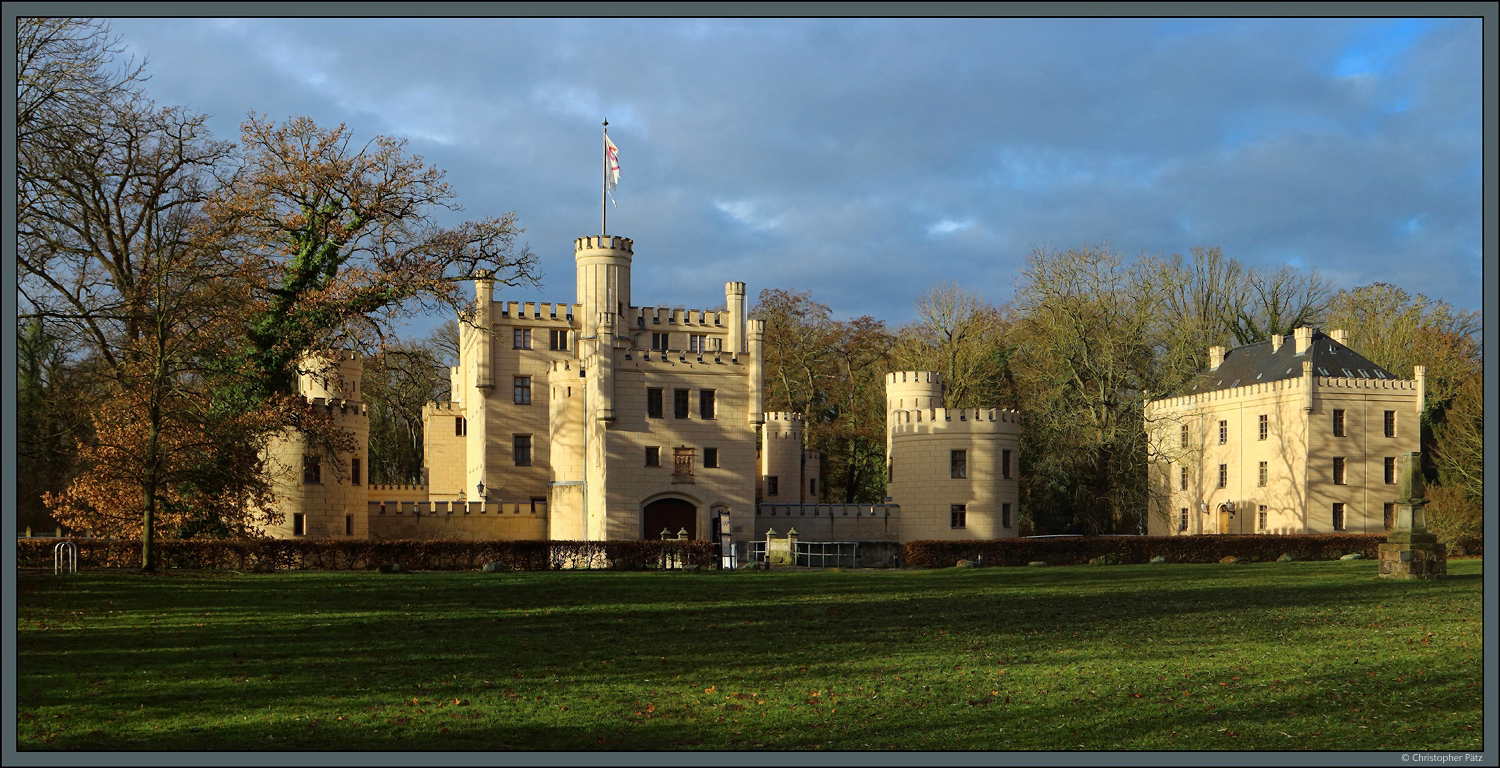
top-left (14, 559), bottom-right (1484, 751)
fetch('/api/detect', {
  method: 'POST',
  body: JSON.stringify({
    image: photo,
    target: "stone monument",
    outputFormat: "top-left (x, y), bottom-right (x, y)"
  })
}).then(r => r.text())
top-left (1377, 452), bottom-right (1446, 579)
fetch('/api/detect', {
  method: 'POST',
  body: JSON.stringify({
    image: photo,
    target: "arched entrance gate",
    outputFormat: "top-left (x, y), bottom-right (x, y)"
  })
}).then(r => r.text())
top-left (642, 497), bottom-right (697, 539)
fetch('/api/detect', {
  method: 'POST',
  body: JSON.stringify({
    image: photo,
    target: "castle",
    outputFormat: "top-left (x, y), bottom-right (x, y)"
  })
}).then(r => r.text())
top-left (1145, 328), bottom-right (1424, 536)
top-left (259, 233), bottom-right (1022, 551)
top-left (262, 232), bottom-right (1422, 548)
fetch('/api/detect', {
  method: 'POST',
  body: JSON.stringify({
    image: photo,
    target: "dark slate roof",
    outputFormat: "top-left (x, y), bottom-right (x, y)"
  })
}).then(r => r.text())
top-left (1180, 331), bottom-right (1399, 395)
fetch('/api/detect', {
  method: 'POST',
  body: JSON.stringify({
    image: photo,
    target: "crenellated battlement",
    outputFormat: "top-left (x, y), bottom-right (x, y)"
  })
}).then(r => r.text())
top-left (757, 503), bottom-right (900, 519)
top-left (574, 235), bottom-right (633, 254)
top-left (889, 407), bottom-right (1020, 433)
top-left (1314, 376), bottom-right (1419, 392)
top-left (495, 301), bottom-right (580, 322)
top-left (367, 499), bottom-right (545, 516)
top-left (764, 412), bottom-right (803, 423)
top-left (368, 483), bottom-right (427, 493)
top-left (886, 371), bottom-right (942, 385)
top-left (628, 306), bottom-right (727, 328)
top-left (425, 401), bottom-right (462, 412)
top-left (1148, 373), bottom-right (1420, 411)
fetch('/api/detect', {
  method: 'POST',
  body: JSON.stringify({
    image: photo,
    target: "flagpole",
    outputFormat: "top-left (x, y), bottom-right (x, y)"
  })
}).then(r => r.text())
top-left (601, 119), bottom-right (608, 237)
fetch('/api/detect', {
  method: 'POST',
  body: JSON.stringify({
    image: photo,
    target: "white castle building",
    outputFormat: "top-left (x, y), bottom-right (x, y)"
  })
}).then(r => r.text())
top-left (260, 232), bottom-right (1022, 549)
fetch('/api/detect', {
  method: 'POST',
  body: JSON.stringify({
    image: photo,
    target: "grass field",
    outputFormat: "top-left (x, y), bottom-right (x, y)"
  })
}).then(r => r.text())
top-left (14, 559), bottom-right (1484, 752)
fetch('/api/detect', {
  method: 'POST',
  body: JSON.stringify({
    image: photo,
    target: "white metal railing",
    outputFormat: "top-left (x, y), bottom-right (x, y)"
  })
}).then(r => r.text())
top-left (795, 541), bottom-right (858, 568)
top-left (54, 541), bottom-right (78, 575)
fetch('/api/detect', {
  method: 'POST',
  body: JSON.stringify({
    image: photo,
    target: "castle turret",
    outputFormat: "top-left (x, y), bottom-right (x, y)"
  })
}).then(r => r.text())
top-left (885, 371), bottom-right (944, 464)
top-left (469, 271), bottom-right (494, 498)
top-left (574, 235), bottom-right (633, 340)
top-left (885, 371), bottom-right (1020, 540)
top-left (725, 281), bottom-right (746, 355)
top-left (761, 412), bottom-right (814, 503)
top-left (747, 319), bottom-right (766, 425)
top-left (263, 349), bottom-right (370, 540)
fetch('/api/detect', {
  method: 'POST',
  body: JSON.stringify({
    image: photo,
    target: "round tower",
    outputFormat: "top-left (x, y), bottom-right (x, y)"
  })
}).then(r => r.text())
top-left (761, 412), bottom-right (806, 503)
top-left (573, 235), bottom-right (633, 338)
top-left (298, 349), bottom-right (365, 402)
top-left (886, 370), bottom-right (944, 412)
top-left (885, 370), bottom-right (944, 465)
top-left (264, 349), bottom-right (370, 540)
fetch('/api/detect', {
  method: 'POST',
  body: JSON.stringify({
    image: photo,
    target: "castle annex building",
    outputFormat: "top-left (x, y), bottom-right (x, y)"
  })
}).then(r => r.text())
top-left (1146, 328), bottom-right (1423, 536)
top-left (262, 233), bottom-right (1023, 547)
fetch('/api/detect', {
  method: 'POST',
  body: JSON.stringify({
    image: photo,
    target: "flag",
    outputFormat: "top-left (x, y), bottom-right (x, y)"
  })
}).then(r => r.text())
top-left (605, 135), bottom-right (620, 192)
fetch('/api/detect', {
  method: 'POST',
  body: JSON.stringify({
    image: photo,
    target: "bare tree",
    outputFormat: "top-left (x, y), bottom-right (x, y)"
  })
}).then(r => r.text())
top-left (893, 282), bottom-right (1013, 410)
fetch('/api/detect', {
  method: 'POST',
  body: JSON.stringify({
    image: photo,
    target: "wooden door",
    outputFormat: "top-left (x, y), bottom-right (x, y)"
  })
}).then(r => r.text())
top-left (643, 498), bottom-right (697, 540)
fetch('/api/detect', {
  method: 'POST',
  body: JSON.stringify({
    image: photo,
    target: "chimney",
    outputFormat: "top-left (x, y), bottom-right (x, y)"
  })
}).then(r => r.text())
top-left (1294, 326), bottom-right (1313, 355)
top-left (1329, 329), bottom-right (1348, 347)
top-left (1270, 334), bottom-right (1283, 353)
top-left (1208, 345), bottom-right (1226, 371)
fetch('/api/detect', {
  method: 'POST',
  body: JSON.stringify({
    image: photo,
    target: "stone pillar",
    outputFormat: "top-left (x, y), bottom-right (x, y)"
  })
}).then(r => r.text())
top-left (1378, 452), bottom-right (1446, 579)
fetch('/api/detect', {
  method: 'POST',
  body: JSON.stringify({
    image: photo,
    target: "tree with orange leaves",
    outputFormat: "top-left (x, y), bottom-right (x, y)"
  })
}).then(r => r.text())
top-left (204, 115), bottom-right (538, 408)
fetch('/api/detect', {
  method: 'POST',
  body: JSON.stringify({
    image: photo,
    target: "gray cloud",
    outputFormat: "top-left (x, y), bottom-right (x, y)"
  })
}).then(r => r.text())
top-left (104, 16), bottom-right (1483, 330)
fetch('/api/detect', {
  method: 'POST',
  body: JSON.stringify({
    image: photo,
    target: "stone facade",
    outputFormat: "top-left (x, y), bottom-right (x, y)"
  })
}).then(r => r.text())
top-left (886, 372), bottom-right (1022, 540)
top-left (1146, 329), bottom-right (1423, 536)
top-left (264, 233), bottom-right (1025, 548)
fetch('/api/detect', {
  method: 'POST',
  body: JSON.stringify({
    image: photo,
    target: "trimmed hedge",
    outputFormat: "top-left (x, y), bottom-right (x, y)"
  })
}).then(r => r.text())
top-left (902, 534), bottom-right (1395, 568)
top-left (16, 538), bottom-right (714, 571)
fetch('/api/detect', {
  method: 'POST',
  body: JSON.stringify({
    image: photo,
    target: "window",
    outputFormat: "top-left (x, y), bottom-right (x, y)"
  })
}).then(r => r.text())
top-left (1002, 503), bottom-right (1012, 529)
top-left (1384, 502), bottom-right (1396, 530)
top-left (1257, 506), bottom-right (1267, 531)
top-left (647, 388), bottom-right (663, 418)
top-left (767, 476), bottom-right (779, 496)
top-left (1180, 466), bottom-right (1189, 491)
top-left (513, 434), bottom-right (532, 466)
top-left (1180, 424), bottom-right (1189, 448)
top-left (1384, 456), bottom-right (1396, 485)
top-left (1333, 456), bottom-right (1346, 485)
top-left (513, 328), bottom-right (531, 349)
top-left (674, 389), bottom-right (690, 418)
top-left (809, 478), bottom-right (817, 497)
top-left (700, 389), bottom-right (716, 419)
top-left (1258, 414), bottom-right (1268, 441)
top-left (513, 376), bottom-right (531, 404)
top-left (455, 416), bottom-right (466, 436)
top-left (303, 455), bottom-right (322, 484)
top-left (689, 334), bottom-right (707, 353)
top-left (1332, 502), bottom-right (1346, 531)
top-left (645, 446), bottom-right (660, 467)
top-left (549, 329), bottom-right (568, 351)
top-left (1384, 410), bottom-right (1396, 438)
top-left (703, 447), bottom-right (719, 468)
top-left (1257, 461), bottom-right (1267, 487)
top-left (1002, 449), bottom-right (1012, 480)
top-left (1217, 464), bottom-right (1227, 489)
top-left (1218, 420), bottom-right (1228, 445)
top-left (292, 513), bottom-right (306, 536)
top-left (1332, 408), bottom-right (1345, 437)
top-left (651, 332), bottom-right (668, 351)
top-left (1178, 508), bottom-right (1188, 532)
top-left (351, 458), bottom-right (361, 487)
top-left (951, 450), bottom-right (967, 479)
top-left (345, 515), bottom-right (353, 536)
top-left (950, 504), bottom-right (967, 529)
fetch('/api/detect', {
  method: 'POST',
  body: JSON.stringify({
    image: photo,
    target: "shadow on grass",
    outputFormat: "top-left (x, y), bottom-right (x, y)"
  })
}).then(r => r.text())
top-left (15, 561), bottom-right (1484, 750)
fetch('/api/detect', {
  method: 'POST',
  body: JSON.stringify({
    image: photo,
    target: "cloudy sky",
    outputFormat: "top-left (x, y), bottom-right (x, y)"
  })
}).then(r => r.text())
top-left (99, 15), bottom-right (1484, 333)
